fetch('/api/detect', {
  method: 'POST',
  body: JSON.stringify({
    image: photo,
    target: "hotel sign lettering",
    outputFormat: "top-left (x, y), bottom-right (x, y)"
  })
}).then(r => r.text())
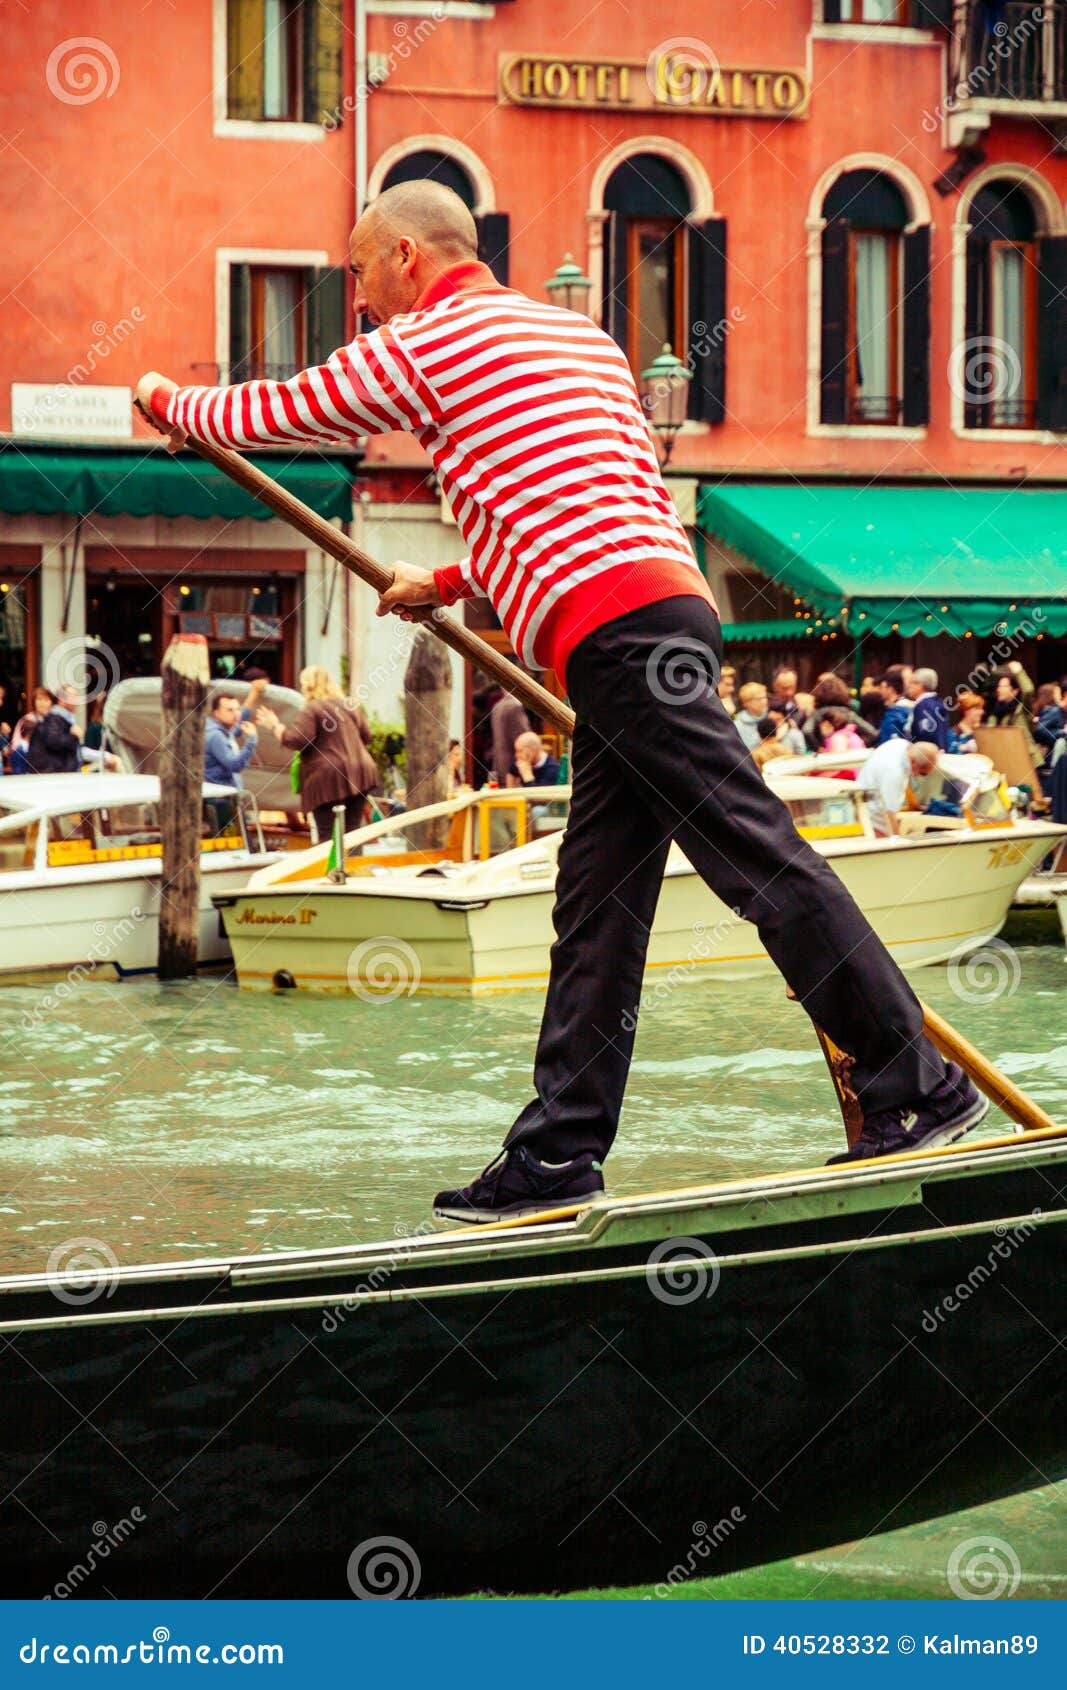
top-left (499, 52), bottom-right (810, 119)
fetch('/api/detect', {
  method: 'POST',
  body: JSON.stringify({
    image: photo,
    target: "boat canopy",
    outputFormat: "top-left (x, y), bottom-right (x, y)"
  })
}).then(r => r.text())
top-left (104, 678), bottom-right (304, 812)
top-left (0, 772), bottom-right (239, 831)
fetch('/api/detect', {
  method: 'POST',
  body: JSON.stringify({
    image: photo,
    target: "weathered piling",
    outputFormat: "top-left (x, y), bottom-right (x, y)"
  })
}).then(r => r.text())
top-left (158, 633), bottom-right (209, 980)
top-left (403, 627), bottom-right (453, 850)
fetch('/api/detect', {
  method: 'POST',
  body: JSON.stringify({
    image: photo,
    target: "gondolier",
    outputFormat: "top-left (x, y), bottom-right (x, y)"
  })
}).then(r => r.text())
top-left (137, 179), bottom-right (986, 1221)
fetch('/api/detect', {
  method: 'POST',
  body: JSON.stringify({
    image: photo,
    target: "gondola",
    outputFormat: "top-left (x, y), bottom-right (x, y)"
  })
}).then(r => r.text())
top-left (1, 1126), bottom-right (1064, 1599)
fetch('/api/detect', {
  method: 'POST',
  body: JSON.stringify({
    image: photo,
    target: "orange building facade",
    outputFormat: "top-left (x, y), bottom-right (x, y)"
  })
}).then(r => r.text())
top-left (2, 1), bottom-right (1066, 725)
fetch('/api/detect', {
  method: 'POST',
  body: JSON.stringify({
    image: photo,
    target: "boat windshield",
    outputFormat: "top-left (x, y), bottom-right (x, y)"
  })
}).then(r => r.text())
top-left (355, 789), bottom-right (570, 874)
top-left (0, 816), bottom-right (39, 875)
top-left (785, 790), bottom-right (866, 839)
top-left (41, 800), bottom-right (248, 867)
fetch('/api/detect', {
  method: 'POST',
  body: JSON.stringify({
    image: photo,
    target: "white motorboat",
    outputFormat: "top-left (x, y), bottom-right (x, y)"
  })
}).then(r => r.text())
top-left (212, 758), bottom-right (1065, 996)
top-left (0, 773), bottom-right (277, 983)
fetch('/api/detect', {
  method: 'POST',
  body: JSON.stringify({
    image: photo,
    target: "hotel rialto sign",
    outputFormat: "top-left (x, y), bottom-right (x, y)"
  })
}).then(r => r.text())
top-left (499, 48), bottom-right (810, 119)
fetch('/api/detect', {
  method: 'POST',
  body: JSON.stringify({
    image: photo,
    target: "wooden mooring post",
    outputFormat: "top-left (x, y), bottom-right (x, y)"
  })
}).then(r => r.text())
top-left (158, 633), bottom-right (210, 980)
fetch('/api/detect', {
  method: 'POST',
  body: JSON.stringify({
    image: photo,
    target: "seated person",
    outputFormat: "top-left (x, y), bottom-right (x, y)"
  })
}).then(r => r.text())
top-left (752, 716), bottom-right (793, 771)
top-left (507, 731), bottom-right (561, 789)
top-left (733, 682), bottom-right (769, 752)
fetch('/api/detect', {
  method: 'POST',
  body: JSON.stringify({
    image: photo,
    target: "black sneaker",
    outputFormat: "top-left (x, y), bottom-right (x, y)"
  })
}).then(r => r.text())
top-left (433, 1146), bottom-right (605, 1224)
top-left (826, 1063), bottom-right (989, 1165)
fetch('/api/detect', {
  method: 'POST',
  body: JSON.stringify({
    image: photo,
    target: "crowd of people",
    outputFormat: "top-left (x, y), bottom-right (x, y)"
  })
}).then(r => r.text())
top-left (0, 682), bottom-right (119, 776)
top-left (4, 652), bottom-right (1065, 837)
top-left (717, 658), bottom-right (1067, 828)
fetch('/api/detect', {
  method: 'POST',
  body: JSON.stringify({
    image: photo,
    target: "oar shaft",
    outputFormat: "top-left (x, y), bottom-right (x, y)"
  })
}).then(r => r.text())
top-left (182, 433), bottom-right (576, 738)
top-left (920, 1001), bottom-right (1059, 1135)
top-left (176, 420), bottom-right (1059, 1141)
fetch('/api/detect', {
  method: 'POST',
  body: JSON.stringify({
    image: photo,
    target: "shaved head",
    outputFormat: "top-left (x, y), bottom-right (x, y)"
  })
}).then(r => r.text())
top-left (367, 180), bottom-right (478, 261)
top-left (349, 180), bottom-right (480, 326)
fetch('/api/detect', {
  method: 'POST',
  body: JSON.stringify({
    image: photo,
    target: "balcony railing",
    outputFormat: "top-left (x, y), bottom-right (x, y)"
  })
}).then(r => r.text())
top-left (950, 1), bottom-right (1067, 106)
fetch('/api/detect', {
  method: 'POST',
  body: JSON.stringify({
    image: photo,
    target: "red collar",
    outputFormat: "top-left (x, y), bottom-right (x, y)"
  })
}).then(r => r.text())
top-left (414, 260), bottom-right (502, 311)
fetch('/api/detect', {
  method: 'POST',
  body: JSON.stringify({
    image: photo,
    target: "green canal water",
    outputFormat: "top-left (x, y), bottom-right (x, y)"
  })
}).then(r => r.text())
top-left (1, 932), bottom-right (1064, 1599)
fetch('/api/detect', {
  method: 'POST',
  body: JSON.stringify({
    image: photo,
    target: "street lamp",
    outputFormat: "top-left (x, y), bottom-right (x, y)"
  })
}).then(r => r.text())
top-left (639, 343), bottom-right (692, 467)
top-left (544, 253), bottom-right (593, 314)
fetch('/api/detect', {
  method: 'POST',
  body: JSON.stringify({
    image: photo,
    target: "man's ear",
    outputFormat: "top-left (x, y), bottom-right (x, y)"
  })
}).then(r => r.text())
top-left (397, 235), bottom-right (418, 275)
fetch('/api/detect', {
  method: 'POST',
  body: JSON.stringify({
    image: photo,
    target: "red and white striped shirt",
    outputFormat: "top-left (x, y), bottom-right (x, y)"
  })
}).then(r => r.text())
top-left (155, 261), bottom-right (715, 680)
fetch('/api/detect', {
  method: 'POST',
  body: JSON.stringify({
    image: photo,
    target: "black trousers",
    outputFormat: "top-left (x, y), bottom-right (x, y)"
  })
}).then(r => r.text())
top-left (504, 598), bottom-right (947, 1163)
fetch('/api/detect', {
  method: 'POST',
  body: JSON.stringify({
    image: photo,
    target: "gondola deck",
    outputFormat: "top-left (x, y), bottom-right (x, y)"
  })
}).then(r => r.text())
top-left (1, 1125), bottom-right (1064, 1598)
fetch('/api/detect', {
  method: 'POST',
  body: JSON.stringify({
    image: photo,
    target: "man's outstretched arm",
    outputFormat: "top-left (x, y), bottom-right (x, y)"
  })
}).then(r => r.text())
top-left (136, 327), bottom-right (431, 452)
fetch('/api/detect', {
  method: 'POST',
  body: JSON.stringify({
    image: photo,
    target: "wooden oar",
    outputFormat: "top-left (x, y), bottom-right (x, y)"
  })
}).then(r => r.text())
top-left (147, 409), bottom-right (1057, 1143)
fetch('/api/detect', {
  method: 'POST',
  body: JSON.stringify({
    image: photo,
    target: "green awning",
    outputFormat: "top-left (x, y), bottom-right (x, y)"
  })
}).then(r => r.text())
top-left (0, 445), bottom-right (355, 523)
top-left (698, 484), bottom-right (1067, 638)
top-left (720, 617), bottom-right (844, 643)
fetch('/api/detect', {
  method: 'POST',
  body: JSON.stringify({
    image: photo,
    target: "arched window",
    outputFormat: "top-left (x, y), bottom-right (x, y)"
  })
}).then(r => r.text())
top-left (962, 178), bottom-right (1067, 432)
top-left (379, 148), bottom-right (509, 284)
top-left (819, 168), bottom-right (929, 427)
top-left (602, 153), bottom-right (727, 423)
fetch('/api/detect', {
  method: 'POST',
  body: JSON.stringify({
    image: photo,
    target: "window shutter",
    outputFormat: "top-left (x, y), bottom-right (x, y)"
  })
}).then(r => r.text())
top-left (602, 211), bottom-right (627, 352)
top-left (687, 218), bottom-right (727, 423)
top-left (910, 0), bottom-right (953, 27)
top-left (304, 0), bottom-right (344, 127)
top-left (226, 0), bottom-right (265, 121)
top-left (307, 265), bottom-right (349, 364)
top-left (229, 264), bottom-right (252, 382)
top-left (963, 232), bottom-right (987, 430)
top-left (901, 225), bottom-right (931, 427)
top-left (820, 217), bottom-right (849, 424)
top-left (475, 213), bottom-right (510, 286)
top-left (1037, 235), bottom-right (1067, 432)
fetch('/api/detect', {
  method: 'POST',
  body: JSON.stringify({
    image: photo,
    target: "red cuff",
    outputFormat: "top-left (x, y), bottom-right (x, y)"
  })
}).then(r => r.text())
top-left (149, 385), bottom-right (175, 424)
top-left (433, 562), bottom-right (470, 606)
